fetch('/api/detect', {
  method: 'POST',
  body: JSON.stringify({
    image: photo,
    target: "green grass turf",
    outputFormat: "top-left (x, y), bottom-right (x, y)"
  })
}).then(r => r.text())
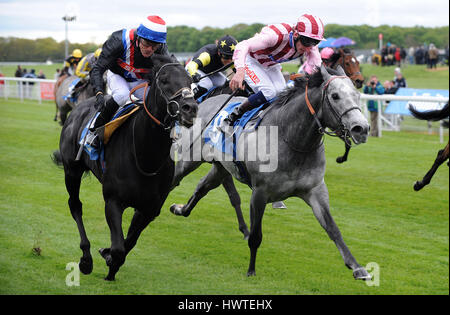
top-left (0, 98), bottom-right (448, 295)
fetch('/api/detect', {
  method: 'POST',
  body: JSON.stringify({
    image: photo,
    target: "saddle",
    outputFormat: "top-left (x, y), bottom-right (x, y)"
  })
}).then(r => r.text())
top-left (203, 101), bottom-right (269, 158)
top-left (79, 103), bottom-right (141, 162)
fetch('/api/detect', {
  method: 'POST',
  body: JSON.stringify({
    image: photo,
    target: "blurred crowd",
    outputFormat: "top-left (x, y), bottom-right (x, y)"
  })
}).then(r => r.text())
top-left (371, 43), bottom-right (449, 68)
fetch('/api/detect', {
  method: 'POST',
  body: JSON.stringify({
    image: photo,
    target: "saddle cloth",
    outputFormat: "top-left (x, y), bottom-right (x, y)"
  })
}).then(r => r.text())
top-left (203, 101), bottom-right (266, 158)
top-left (63, 78), bottom-right (81, 102)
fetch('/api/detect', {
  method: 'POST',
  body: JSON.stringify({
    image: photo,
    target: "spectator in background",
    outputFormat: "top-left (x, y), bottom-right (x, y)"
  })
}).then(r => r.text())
top-left (37, 70), bottom-right (46, 79)
top-left (393, 67), bottom-right (407, 89)
top-left (394, 46), bottom-right (401, 67)
top-left (414, 46), bottom-right (424, 65)
top-left (363, 75), bottom-right (385, 137)
top-left (408, 47), bottom-right (415, 65)
top-left (54, 69), bottom-right (61, 80)
top-left (15, 65), bottom-right (23, 78)
top-left (428, 44), bottom-right (439, 69)
top-left (0, 71), bottom-right (4, 97)
top-left (400, 47), bottom-right (407, 65)
top-left (383, 80), bottom-right (398, 95)
top-left (23, 69), bottom-right (37, 98)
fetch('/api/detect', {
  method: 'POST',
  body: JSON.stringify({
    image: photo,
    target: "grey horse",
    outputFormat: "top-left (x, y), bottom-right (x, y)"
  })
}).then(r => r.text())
top-left (170, 65), bottom-right (372, 280)
top-left (54, 75), bottom-right (96, 125)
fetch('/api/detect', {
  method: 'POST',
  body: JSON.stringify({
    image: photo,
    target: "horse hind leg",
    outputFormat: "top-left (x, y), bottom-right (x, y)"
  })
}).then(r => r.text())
top-left (101, 199), bottom-right (126, 281)
top-left (221, 175), bottom-right (249, 239)
top-left (65, 166), bottom-right (93, 275)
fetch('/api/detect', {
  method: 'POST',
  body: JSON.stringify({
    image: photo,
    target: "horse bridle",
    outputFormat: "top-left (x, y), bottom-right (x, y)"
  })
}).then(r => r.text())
top-left (131, 62), bottom-right (195, 176)
top-left (145, 62), bottom-right (194, 130)
top-left (305, 76), bottom-right (361, 146)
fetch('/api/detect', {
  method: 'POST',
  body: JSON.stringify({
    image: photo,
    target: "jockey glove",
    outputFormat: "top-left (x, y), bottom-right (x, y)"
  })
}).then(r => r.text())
top-left (95, 93), bottom-right (105, 110)
top-left (192, 73), bottom-right (201, 83)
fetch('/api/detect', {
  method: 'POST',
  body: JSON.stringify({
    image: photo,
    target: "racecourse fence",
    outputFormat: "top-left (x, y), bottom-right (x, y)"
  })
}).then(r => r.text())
top-left (0, 76), bottom-right (448, 142)
top-left (0, 77), bottom-right (56, 104)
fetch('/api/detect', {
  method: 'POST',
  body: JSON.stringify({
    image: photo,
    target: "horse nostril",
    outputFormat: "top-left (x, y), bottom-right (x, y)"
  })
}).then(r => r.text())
top-left (351, 125), bottom-right (363, 134)
top-left (181, 104), bottom-right (191, 113)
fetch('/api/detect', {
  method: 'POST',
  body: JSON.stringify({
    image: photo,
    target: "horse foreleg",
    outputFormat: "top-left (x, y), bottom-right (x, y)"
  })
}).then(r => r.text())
top-left (102, 199), bottom-right (125, 281)
top-left (336, 143), bottom-right (351, 164)
top-left (221, 175), bottom-right (249, 239)
top-left (247, 188), bottom-right (267, 277)
top-left (65, 167), bottom-right (93, 275)
top-left (302, 183), bottom-right (371, 281)
top-left (170, 162), bottom-right (228, 217)
top-left (414, 143), bottom-right (449, 191)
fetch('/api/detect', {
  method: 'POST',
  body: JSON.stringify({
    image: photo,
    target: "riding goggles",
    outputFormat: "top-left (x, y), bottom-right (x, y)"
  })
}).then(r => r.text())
top-left (298, 36), bottom-right (321, 47)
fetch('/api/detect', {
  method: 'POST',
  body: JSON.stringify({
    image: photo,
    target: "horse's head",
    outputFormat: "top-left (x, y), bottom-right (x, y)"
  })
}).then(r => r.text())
top-left (149, 55), bottom-right (198, 128)
top-left (319, 64), bottom-right (369, 145)
top-left (336, 49), bottom-right (364, 89)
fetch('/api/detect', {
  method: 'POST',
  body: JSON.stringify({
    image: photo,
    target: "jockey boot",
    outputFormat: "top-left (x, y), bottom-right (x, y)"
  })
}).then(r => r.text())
top-left (193, 85), bottom-right (208, 100)
top-left (218, 99), bottom-right (251, 137)
top-left (91, 97), bottom-right (120, 131)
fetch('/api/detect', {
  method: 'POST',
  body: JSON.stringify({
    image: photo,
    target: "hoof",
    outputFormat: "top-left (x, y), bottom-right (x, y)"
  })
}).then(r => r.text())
top-left (272, 201), bottom-right (287, 209)
top-left (170, 203), bottom-right (185, 216)
top-left (104, 274), bottom-right (115, 281)
top-left (79, 256), bottom-right (93, 275)
top-left (336, 157), bottom-right (345, 164)
top-left (353, 267), bottom-right (372, 281)
top-left (247, 270), bottom-right (256, 277)
top-left (413, 181), bottom-right (422, 191)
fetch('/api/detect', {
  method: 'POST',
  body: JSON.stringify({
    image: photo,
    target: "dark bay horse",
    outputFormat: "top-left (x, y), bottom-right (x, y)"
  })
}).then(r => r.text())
top-left (171, 65), bottom-right (372, 280)
top-left (409, 103), bottom-right (449, 191)
top-left (54, 74), bottom-right (96, 125)
top-left (52, 55), bottom-right (198, 280)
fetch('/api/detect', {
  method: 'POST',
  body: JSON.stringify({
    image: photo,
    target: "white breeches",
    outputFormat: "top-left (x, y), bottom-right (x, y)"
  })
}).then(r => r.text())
top-left (106, 70), bottom-right (148, 107)
top-left (242, 57), bottom-right (286, 100)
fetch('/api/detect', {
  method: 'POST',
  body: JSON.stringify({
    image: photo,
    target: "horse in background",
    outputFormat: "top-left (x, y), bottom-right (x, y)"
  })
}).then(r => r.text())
top-left (409, 103), bottom-right (449, 191)
top-left (54, 75), bottom-right (98, 125)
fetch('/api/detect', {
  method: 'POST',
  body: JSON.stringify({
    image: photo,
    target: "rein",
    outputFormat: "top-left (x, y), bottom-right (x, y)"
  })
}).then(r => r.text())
top-left (128, 63), bottom-right (194, 131)
top-left (128, 62), bottom-right (194, 176)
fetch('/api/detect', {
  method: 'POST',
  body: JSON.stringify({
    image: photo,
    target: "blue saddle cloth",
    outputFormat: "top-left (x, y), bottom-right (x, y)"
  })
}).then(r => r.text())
top-left (79, 103), bottom-right (138, 169)
top-left (63, 77), bottom-right (81, 103)
top-left (203, 101), bottom-right (266, 159)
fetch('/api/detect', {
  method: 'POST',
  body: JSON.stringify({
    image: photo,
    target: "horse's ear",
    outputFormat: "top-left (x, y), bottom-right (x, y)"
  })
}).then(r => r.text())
top-left (170, 54), bottom-right (179, 64)
top-left (335, 64), bottom-right (346, 76)
top-left (320, 63), bottom-right (331, 81)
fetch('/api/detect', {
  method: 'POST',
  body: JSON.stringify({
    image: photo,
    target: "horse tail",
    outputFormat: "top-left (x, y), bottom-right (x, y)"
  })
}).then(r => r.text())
top-left (51, 150), bottom-right (63, 168)
top-left (409, 102), bottom-right (449, 121)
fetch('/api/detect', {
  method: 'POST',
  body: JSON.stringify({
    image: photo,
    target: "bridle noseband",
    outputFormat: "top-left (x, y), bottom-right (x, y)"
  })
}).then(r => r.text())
top-left (305, 76), bottom-right (361, 146)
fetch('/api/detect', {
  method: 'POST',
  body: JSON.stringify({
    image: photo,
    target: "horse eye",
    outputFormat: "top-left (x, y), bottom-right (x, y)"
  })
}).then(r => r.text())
top-left (332, 93), bottom-right (340, 100)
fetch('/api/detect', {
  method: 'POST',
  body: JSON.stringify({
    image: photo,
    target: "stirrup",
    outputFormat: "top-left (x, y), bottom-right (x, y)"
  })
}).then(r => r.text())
top-left (217, 119), bottom-right (235, 137)
top-left (85, 130), bottom-right (100, 148)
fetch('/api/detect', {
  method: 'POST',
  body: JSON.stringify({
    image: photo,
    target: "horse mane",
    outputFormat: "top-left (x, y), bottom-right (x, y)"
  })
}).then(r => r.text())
top-left (273, 67), bottom-right (341, 107)
top-left (329, 48), bottom-right (352, 65)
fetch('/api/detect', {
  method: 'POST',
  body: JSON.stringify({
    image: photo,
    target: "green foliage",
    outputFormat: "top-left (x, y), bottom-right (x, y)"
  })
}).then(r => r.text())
top-left (1, 24), bottom-right (448, 61)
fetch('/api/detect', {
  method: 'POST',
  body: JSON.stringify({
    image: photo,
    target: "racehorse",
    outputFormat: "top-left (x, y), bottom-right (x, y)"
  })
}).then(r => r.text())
top-left (52, 54), bottom-right (198, 281)
top-left (409, 103), bottom-right (449, 191)
top-left (170, 65), bottom-right (372, 280)
top-left (54, 74), bottom-right (96, 125)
